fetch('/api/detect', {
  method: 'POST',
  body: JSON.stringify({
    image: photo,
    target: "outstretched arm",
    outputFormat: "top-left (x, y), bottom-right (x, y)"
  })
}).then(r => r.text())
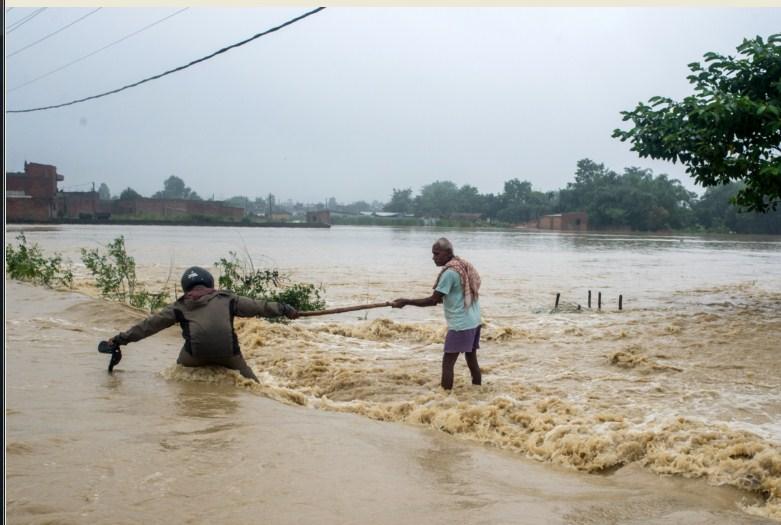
top-left (111, 305), bottom-right (177, 346)
top-left (391, 291), bottom-right (444, 308)
top-left (234, 296), bottom-right (299, 319)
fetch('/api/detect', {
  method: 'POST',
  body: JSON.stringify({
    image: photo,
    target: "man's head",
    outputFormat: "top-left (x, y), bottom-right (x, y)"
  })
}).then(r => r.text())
top-left (181, 266), bottom-right (214, 293)
top-left (432, 237), bottom-right (454, 267)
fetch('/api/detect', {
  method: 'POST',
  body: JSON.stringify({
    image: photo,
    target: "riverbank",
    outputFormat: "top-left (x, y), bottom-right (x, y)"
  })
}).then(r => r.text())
top-left (7, 219), bottom-right (330, 228)
top-left (5, 280), bottom-right (775, 525)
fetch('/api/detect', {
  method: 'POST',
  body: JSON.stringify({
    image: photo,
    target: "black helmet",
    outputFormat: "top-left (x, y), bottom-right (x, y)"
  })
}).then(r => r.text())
top-left (181, 266), bottom-right (214, 292)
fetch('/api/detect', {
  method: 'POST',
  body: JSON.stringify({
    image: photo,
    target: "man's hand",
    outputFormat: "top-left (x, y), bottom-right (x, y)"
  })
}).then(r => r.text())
top-left (391, 299), bottom-right (407, 309)
top-left (281, 304), bottom-right (299, 319)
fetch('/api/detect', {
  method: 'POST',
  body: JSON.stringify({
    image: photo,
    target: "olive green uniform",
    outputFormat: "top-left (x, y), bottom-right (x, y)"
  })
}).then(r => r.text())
top-left (113, 289), bottom-right (284, 381)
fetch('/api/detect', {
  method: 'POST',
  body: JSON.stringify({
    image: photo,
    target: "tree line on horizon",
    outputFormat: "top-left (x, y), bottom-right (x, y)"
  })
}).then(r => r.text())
top-left (96, 159), bottom-right (779, 234)
top-left (382, 158), bottom-right (780, 235)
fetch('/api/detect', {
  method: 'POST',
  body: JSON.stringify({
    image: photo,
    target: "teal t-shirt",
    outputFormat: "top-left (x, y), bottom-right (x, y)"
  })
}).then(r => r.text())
top-left (435, 268), bottom-right (481, 331)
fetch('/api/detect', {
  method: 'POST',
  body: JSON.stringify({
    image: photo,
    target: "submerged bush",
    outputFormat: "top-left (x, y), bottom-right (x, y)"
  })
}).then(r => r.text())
top-left (215, 251), bottom-right (325, 312)
top-left (81, 236), bottom-right (170, 312)
top-left (5, 233), bottom-right (73, 288)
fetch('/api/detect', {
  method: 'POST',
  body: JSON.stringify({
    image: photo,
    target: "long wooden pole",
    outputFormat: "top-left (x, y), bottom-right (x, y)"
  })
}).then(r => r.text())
top-left (298, 301), bottom-right (392, 317)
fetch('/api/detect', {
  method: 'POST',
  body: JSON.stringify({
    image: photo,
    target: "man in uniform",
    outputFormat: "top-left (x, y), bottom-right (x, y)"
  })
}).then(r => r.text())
top-left (101, 266), bottom-right (298, 382)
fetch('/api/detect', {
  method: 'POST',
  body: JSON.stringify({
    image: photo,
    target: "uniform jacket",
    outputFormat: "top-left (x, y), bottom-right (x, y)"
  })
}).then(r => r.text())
top-left (114, 288), bottom-right (283, 359)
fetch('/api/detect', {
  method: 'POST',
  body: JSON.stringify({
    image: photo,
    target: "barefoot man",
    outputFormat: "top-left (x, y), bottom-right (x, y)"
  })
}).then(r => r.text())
top-left (391, 238), bottom-right (482, 390)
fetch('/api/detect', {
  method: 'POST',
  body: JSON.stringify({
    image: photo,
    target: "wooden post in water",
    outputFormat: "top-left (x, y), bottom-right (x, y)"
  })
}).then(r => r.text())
top-left (555, 293), bottom-right (560, 309)
top-left (598, 292), bottom-right (602, 310)
top-left (588, 290), bottom-right (591, 308)
top-left (619, 294), bottom-right (623, 310)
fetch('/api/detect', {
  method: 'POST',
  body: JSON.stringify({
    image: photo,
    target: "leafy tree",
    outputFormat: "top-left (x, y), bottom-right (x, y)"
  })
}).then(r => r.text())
top-left (414, 181), bottom-right (460, 216)
top-left (559, 159), bottom-right (696, 230)
top-left (152, 175), bottom-right (202, 200)
top-left (613, 34), bottom-right (781, 212)
top-left (384, 188), bottom-right (414, 214)
top-left (119, 187), bottom-right (142, 200)
top-left (695, 182), bottom-right (781, 234)
top-left (496, 179), bottom-right (553, 223)
top-left (98, 183), bottom-right (111, 200)
top-left (454, 184), bottom-right (483, 214)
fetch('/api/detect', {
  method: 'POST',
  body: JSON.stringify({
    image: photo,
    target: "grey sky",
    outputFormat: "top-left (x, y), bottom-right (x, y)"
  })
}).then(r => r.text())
top-left (5, 7), bottom-right (781, 203)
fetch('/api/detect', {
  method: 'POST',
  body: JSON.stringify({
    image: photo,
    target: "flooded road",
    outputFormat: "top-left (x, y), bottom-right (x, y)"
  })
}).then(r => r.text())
top-left (5, 225), bottom-right (781, 522)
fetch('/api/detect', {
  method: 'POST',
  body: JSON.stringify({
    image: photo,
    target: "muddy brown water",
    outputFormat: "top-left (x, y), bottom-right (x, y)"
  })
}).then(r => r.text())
top-left (5, 225), bottom-right (781, 523)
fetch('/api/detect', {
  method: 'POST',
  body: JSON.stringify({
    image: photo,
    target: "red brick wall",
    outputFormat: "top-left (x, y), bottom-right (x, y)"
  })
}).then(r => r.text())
top-left (561, 212), bottom-right (588, 231)
top-left (111, 198), bottom-right (243, 220)
top-left (7, 172), bottom-right (59, 199)
top-left (58, 192), bottom-right (99, 218)
top-left (6, 198), bottom-right (54, 221)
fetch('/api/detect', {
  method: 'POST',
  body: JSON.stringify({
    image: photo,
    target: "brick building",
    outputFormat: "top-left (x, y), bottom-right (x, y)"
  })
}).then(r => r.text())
top-left (6, 161), bottom-right (244, 223)
top-left (306, 210), bottom-right (331, 225)
top-left (536, 212), bottom-right (588, 231)
top-left (112, 197), bottom-right (244, 221)
top-left (6, 162), bottom-right (64, 221)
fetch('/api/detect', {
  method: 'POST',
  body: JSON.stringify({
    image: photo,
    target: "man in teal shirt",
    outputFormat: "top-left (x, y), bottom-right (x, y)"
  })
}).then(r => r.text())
top-left (391, 238), bottom-right (482, 390)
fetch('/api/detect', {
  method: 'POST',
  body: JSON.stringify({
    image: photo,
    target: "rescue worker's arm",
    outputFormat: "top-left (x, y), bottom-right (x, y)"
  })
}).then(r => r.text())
top-left (234, 296), bottom-right (299, 319)
top-left (110, 305), bottom-right (178, 346)
top-left (391, 291), bottom-right (444, 308)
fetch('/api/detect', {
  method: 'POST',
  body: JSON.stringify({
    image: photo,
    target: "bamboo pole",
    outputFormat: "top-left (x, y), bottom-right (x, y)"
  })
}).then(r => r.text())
top-left (298, 302), bottom-right (392, 317)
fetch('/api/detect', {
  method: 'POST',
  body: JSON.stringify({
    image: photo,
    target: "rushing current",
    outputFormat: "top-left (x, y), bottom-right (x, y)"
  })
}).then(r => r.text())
top-left (6, 224), bottom-right (781, 523)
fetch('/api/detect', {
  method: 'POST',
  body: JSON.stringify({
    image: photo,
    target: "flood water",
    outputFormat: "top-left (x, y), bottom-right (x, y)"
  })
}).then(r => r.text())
top-left (5, 224), bottom-right (781, 523)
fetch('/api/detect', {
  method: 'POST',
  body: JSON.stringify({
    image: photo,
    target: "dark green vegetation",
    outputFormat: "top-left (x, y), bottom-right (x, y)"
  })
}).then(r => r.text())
top-left (214, 252), bottom-right (325, 313)
top-left (5, 233), bottom-right (73, 288)
top-left (382, 158), bottom-right (781, 234)
top-left (152, 175), bottom-right (202, 200)
top-left (81, 236), bottom-right (170, 311)
top-left (6, 235), bottom-right (326, 313)
top-left (614, 34), bottom-right (781, 212)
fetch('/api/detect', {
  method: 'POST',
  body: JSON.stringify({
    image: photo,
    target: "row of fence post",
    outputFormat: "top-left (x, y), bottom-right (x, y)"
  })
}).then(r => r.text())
top-left (554, 290), bottom-right (623, 311)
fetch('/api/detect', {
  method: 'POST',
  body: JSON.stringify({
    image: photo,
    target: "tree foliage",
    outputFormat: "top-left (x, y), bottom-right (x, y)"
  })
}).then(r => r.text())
top-left (153, 175), bottom-right (202, 200)
top-left (695, 182), bottom-right (781, 234)
top-left (6, 233), bottom-right (73, 288)
top-left (613, 34), bottom-right (781, 212)
top-left (81, 236), bottom-right (170, 311)
top-left (559, 160), bottom-right (696, 230)
top-left (384, 188), bottom-right (414, 213)
top-left (119, 187), bottom-right (142, 200)
top-left (214, 251), bottom-right (325, 314)
top-left (98, 183), bottom-right (111, 200)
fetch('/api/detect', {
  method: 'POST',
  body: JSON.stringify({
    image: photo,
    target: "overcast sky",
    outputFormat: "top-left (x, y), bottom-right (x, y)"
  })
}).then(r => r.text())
top-left (5, 7), bottom-right (781, 203)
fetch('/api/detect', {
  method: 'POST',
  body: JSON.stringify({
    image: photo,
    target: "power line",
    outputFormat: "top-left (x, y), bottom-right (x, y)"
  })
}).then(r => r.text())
top-left (7, 7), bottom-right (326, 114)
top-left (6, 7), bottom-right (47, 34)
top-left (8, 8), bottom-right (189, 93)
top-left (6, 8), bottom-right (102, 59)
top-left (6, 7), bottom-right (15, 13)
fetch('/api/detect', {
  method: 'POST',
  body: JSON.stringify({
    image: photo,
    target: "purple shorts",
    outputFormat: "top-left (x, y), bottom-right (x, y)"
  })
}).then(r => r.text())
top-left (444, 325), bottom-right (481, 354)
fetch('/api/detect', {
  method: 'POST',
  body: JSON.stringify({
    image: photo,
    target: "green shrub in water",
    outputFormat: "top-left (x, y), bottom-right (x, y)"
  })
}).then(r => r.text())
top-left (5, 233), bottom-right (73, 288)
top-left (81, 236), bottom-right (170, 312)
top-left (215, 251), bottom-right (325, 312)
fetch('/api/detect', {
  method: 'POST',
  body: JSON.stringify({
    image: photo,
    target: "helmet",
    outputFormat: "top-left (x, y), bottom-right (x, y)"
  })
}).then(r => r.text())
top-left (181, 266), bottom-right (214, 292)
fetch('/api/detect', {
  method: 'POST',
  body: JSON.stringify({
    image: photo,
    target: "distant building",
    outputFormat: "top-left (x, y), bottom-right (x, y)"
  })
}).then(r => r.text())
top-left (56, 191), bottom-right (112, 219)
top-left (6, 162), bottom-right (64, 221)
top-left (6, 161), bottom-right (244, 223)
top-left (524, 212), bottom-right (588, 231)
top-left (270, 211), bottom-right (292, 222)
top-left (306, 210), bottom-right (331, 225)
top-left (113, 197), bottom-right (244, 221)
top-left (359, 211), bottom-right (402, 218)
top-left (449, 212), bottom-right (483, 222)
